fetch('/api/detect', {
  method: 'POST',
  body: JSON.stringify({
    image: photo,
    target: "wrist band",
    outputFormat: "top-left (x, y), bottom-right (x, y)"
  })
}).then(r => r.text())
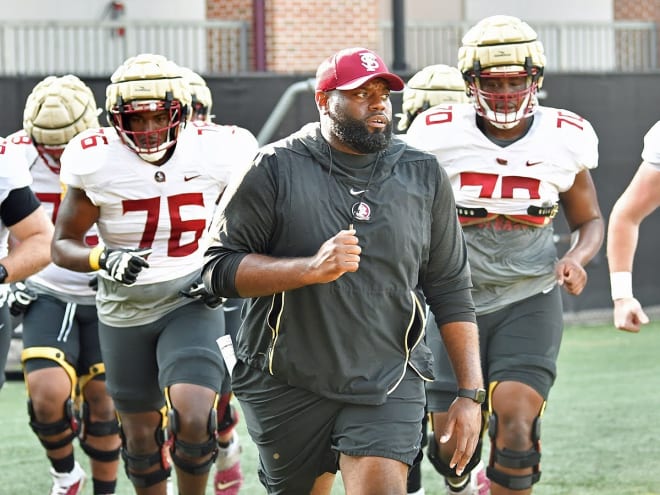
top-left (88, 245), bottom-right (104, 271)
top-left (610, 271), bottom-right (633, 300)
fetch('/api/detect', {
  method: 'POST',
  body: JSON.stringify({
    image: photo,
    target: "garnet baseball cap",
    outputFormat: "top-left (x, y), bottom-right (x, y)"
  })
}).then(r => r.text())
top-left (315, 47), bottom-right (405, 92)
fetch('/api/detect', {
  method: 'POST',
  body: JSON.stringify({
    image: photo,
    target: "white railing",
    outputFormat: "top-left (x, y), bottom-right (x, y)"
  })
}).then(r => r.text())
top-left (0, 20), bottom-right (249, 76)
top-left (381, 21), bottom-right (658, 72)
top-left (0, 20), bottom-right (655, 76)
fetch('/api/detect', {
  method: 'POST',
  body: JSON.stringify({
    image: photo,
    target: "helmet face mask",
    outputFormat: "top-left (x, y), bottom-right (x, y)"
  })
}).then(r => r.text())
top-left (191, 99), bottom-right (210, 122)
top-left (467, 63), bottom-right (541, 130)
top-left (458, 15), bottom-right (545, 130)
top-left (109, 97), bottom-right (184, 161)
top-left (35, 144), bottom-right (66, 170)
top-left (106, 53), bottom-right (191, 162)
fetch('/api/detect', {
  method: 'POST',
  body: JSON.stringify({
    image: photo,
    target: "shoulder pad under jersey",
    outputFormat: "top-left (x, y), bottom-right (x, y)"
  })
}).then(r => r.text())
top-left (0, 139), bottom-right (33, 187)
top-left (537, 106), bottom-right (598, 170)
top-left (5, 130), bottom-right (38, 165)
top-left (405, 103), bottom-right (474, 147)
top-left (182, 122), bottom-right (259, 179)
top-left (60, 127), bottom-right (118, 180)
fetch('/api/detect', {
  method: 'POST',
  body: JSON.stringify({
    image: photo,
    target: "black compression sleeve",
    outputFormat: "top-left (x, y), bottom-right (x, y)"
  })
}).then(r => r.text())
top-left (0, 186), bottom-right (41, 227)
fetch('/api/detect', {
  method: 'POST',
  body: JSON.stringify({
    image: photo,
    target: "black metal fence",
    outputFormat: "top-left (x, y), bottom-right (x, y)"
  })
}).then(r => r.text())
top-left (1, 72), bottom-right (659, 313)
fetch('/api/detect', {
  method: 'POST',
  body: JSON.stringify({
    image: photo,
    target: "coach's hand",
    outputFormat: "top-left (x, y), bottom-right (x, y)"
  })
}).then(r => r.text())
top-left (99, 248), bottom-right (151, 286)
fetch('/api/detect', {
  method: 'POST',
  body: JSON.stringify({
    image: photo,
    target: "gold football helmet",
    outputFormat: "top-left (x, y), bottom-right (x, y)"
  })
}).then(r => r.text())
top-left (106, 53), bottom-right (191, 162)
top-left (398, 64), bottom-right (468, 132)
top-left (23, 74), bottom-right (100, 167)
top-left (180, 66), bottom-right (213, 122)
top-left (458, 15), bottom-right (546, 129)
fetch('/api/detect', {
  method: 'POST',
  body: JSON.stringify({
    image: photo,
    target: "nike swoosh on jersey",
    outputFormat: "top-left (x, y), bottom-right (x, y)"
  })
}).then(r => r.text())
top-left (216, 480), bottom-right (241, 490)
top-left (349, 187), bottom-right (367, 195)
top-left (184, 174), bottom-right (201, 181)
top-left (526, 160), bottom-right (543, 166)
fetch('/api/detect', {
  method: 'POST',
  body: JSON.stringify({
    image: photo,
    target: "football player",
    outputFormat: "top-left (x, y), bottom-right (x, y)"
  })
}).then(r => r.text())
top-left (397, 63), bottom-right (469, 134)
top-left (607, 121), bottom-right (660, 332)
top-left (0, 140), bottom-right (53, 391)
top-left (179, 65), bottom-right (245, 495)
top-left (11, 74), bottom-right (120, 495)
top-left (180, 66), bottom-right (215, 123)
top-left (51, 53), bottom-right (258, 495)
top-left (397, 63), bottom-right (470, 495)
top-left (406, 15), bottom-right (604, 495)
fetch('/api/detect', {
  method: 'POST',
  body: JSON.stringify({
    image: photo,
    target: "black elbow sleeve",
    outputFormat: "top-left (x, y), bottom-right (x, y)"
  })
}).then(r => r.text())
top-left (202, 252), bottom-right (246, 299)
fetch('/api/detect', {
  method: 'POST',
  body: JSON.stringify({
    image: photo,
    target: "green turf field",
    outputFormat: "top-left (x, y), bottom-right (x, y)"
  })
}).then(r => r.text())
top-left (2, 322), bottom-right (660, 494)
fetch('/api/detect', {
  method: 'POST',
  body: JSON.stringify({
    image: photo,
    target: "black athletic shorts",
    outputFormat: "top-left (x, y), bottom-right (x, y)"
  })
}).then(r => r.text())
top-left (99, 301), bottom-right (227, 412)
top-left (22, 294), bottom-right (101, 376)
top-left (426, 286), bottom-right (563, 412)
top-left (232, 361), bottom-right (425, 494)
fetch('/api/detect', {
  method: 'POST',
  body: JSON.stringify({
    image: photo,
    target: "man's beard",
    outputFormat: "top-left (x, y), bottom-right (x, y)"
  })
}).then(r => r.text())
top-left (330, 108), bottom-right (392, 154)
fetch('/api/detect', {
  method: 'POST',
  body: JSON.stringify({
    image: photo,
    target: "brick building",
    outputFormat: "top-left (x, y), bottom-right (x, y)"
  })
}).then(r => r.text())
top-left (208, 0), bottom-right (381, 73)
top-left (208, 0), bottom-right (660, 72)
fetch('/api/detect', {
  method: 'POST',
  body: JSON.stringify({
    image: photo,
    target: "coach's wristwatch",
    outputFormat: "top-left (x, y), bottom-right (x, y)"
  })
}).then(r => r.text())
top-left (457, 387), bottom-right (486, 404)
top-left (0, 263), bottom-right (7, 284)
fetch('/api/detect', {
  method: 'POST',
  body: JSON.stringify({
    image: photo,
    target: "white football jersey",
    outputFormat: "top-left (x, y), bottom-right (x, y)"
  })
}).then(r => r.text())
top-left (0, 137), bottom-right (34, 249)
top-left (406, 103), bottom-right (598, 224)
top-left (0, 137), bottom-right (35, 294)
top-left (6, 130), bottom-right (98, 297)
top-left (641, 120), bottom-right (660, 168)
top-left (60, 121), bottom-right (258, 285)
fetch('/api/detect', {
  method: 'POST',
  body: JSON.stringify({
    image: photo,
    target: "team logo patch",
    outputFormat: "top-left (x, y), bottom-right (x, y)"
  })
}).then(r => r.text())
top-left (352, 201), bottom-right (371, 221)
top-left (154, 171), bottom-right (166, 182)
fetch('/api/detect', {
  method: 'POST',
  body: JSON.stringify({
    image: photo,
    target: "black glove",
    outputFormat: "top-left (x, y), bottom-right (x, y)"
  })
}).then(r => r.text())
top-left (99, 248), bottom-right (151, 286)
top-left (180, 277), bottom-right (225, 309)
top-left (9, 281), bottom-right (38, 317)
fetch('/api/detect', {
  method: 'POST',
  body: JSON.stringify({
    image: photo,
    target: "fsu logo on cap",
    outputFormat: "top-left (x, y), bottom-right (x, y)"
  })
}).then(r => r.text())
top-left (359, 52), bottom-right (380, 72)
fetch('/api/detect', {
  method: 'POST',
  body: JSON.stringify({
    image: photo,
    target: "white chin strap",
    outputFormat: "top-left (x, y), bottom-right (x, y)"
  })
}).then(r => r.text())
top-left (124, 135), bottom-right (173, 163)
top-left (478, 93), bottom-right (533, 130)
top-left (489, 118), bottom-right (523, 130)
top-left (137, 148), bottom-right (169, 163)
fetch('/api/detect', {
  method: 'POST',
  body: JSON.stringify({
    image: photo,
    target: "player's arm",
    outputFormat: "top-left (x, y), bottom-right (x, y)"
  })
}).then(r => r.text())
top-left (606, 162), bottom-right (660, 331)
top-left (51, 186), bottom-right (100, 272)
top-left (1, 186), bottom-right (53, 282)
top-left (555, 170), bottom-right (604, 295)
top-left (607, 162), bottom-right (660, 274)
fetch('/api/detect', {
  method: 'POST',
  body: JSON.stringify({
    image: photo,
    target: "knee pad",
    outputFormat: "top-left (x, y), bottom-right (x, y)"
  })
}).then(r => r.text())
top-left (77, 361), bottom-right (115, 439)
top-left (22, 346), bottom-right (81, 444)
top-left (487, 411), bottom-right (542, 490)
top-left (77, 361), bottom-right (106, 395)
top-left (27, 397), bottom-right (79, 450)
top-left (21, 346), bottom-right (78, 388)
top-left (426, 411), bottom-right (486, 478)
top-left (165, 388), bottom-right (218, 475)
top-left (119, 410), bottom-right (171, 488)
top-left (78, 400), bottom-right (120, 462)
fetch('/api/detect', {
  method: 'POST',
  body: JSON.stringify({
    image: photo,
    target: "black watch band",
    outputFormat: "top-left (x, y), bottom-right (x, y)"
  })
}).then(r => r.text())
top-left (0, 263), bottom-right (8, 284)
top-left (457, 387), bottom-right (486, 404)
